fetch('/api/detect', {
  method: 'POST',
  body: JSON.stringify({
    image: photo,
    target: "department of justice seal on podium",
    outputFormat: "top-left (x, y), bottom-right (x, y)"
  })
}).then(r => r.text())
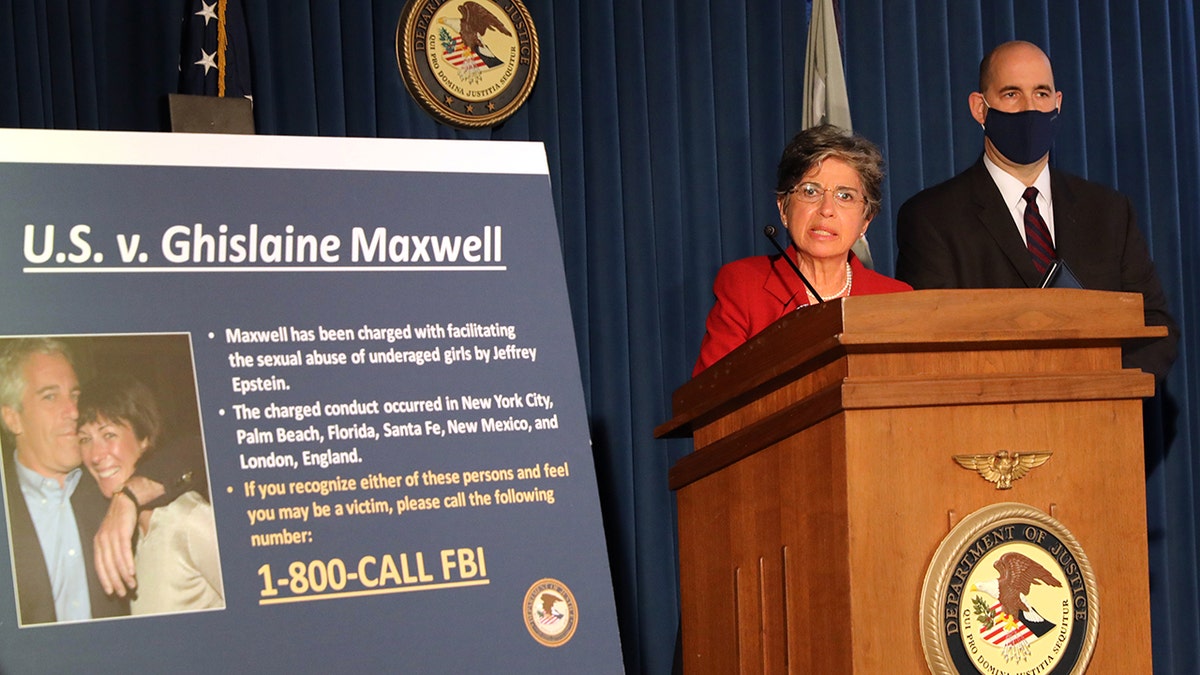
top-left (396, 0), bottom-right (539, 128)
top-left (920, 503), bottom-right (1098, 675)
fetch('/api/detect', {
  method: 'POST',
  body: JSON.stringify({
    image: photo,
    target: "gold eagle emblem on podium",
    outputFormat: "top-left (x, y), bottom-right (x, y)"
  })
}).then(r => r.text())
top-left (952, 450), bottom-right (1051, 489)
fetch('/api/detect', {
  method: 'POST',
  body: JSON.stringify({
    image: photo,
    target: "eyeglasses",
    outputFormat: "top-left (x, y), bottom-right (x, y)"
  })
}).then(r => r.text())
top-left (786, 182), bottom-right (867, 209)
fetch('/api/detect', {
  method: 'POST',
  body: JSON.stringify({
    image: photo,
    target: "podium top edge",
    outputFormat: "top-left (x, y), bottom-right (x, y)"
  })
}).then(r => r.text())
top-left (656, 289), bottom-right (1159, 438)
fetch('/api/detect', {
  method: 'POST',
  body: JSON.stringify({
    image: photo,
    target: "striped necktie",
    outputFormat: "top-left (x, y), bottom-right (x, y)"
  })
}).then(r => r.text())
top-left (1022, 187), bottom-right (1055, 275)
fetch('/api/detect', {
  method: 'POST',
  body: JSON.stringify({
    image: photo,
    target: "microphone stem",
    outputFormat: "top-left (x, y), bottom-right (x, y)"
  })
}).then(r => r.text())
top-left (763, 225), bottom-right (823, 304)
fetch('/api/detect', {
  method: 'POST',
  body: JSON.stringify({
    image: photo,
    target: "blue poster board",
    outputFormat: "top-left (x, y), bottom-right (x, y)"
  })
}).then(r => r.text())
top-left (0, 129), bottom-right (622, 672)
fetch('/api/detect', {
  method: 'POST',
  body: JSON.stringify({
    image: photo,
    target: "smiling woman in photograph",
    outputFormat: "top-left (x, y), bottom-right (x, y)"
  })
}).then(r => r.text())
top-left (76, 374), bottom-right (224, 616)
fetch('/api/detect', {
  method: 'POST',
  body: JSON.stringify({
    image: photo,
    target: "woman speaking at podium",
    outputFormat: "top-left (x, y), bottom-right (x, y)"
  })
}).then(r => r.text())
top-left (693, 125), bottom-right (911, 375)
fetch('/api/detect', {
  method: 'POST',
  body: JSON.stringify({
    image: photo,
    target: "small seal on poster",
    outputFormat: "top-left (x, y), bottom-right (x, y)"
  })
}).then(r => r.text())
top-left (396, 0), bottom-right (539, 128)
top-left (523, 578), bottom-right (578, 647)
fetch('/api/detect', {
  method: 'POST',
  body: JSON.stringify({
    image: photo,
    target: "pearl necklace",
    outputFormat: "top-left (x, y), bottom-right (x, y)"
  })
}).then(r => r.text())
top-left (805, 262), bottom-right (853, 304)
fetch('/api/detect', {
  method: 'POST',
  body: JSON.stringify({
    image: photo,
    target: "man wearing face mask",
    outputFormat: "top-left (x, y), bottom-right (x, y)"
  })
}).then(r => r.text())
top-left (895, 40), bottom-right (1178, 380)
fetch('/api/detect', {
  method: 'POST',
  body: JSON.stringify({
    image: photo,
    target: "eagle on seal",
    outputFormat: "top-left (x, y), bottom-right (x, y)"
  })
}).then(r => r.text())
top-left (973, 551), bottom-right (1062, 637)
top-left (539, 592), bottom-right (565, 622)
top-left (439, 1), bottom-right (512, 68)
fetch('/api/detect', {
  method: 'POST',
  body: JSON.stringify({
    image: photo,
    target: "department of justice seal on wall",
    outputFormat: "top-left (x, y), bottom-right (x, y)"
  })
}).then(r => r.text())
top-left (920, 503), bottom-right (1098, 675)
top-left (396, 0), bottom-right (539, 128)
top-left (523, 578), bottom-right (578, 647)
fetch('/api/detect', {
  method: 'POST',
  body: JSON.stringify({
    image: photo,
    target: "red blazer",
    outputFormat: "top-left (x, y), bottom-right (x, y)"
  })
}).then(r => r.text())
top-left (693, 251), bottom-right (912, 375)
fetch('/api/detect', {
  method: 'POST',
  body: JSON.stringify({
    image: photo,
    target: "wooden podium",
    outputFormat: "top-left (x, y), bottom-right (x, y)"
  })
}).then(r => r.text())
top-left (656, 289), bottom-right (1163, 673)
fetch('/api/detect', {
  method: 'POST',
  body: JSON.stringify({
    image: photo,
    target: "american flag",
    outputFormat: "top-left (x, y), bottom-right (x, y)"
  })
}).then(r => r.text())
top-left (179, 0), bottom-right (252, 98)
top-left (442, 35), bottom-right (487, 71)
top-left (979, 603), bottom-right (1036, 648)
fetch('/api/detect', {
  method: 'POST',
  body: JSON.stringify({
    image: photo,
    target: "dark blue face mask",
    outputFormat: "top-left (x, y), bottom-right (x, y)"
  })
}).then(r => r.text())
top-left (982, 101), bottom-right (1060, 165)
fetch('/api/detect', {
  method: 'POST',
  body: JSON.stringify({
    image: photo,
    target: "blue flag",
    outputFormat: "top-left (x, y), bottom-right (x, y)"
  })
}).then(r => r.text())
top-left (179, 0), bottom-right (253, 98)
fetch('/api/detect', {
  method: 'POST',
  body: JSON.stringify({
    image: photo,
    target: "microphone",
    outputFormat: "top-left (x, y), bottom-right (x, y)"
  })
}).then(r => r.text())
top-left (763, 224), bottom-right (823, 304)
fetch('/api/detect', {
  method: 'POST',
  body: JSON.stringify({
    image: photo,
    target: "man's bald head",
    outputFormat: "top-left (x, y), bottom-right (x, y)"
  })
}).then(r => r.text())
top-left (979, 40), bottom-right (1055, 94)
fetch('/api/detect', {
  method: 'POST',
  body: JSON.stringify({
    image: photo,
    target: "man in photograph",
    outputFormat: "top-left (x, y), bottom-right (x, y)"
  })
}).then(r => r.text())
top-left (0, 338), bottom-right (194, 624)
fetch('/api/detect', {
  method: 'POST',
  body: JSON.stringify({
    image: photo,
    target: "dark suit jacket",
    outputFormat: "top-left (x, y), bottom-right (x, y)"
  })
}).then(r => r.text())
top-left (2, 453), bottom-right (128, 624)
top-left (896, 158), bottom-right (1179, 380)
top-left (693, 252), bottom-right (913, 374)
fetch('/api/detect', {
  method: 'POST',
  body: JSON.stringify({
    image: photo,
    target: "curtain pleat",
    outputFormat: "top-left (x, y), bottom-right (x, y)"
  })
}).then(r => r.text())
top-left (3, 1), bottom-right (1200, 672)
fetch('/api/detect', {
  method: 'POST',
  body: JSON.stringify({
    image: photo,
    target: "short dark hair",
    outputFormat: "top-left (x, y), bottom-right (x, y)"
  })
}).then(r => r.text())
top-left (775, 124), bottom-right (884, 219)
top-left (77, 374), bottom-right (162, 448)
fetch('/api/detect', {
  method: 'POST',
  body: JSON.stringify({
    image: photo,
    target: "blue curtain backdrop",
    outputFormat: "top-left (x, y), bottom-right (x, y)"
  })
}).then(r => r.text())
top-left (2, 1), bottom-right (1197, 672)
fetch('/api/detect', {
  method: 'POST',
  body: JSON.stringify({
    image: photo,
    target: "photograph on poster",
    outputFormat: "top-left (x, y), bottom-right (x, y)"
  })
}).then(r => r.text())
top-left (0, 333), bottom-right (222, 626)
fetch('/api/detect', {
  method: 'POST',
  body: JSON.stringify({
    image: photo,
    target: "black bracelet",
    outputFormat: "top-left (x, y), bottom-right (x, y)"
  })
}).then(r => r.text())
top-left (119, 485), bottom-right (141, 511)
